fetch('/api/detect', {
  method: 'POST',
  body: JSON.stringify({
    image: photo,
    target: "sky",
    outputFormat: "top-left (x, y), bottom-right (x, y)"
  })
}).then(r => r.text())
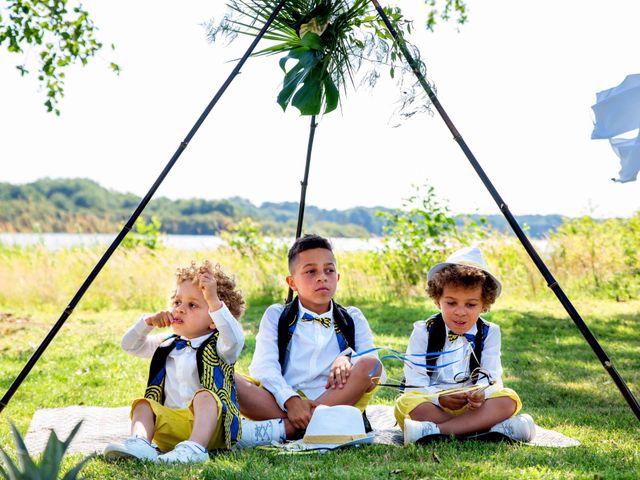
top-left (1, 0), bottom-right (638, 218)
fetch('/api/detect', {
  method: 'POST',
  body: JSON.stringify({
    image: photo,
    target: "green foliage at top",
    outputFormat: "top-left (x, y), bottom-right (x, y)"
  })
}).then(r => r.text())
top-left (0, 420), bottom-right (91, 479)
top-left (0, 0), bottom-right (119, 115)
top-left (376, 182), bottom-right (485, 288)
top-left (210, 0), bottom-right (467, 116)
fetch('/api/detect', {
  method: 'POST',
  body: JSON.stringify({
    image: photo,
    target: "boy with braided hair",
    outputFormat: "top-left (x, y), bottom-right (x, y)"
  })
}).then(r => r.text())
top-left (104, 261), bottom-right (245, 463)
top-left (395, 246), bottom-right (536, 444)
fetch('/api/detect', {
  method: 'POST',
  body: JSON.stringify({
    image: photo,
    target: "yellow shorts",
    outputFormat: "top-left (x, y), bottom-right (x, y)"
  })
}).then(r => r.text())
top-left (239, 372), bottom-right (376, 413)
top-left (394, 388), bottom-right (522, 430)
top-left (131, 389), bottom-right (224, 452)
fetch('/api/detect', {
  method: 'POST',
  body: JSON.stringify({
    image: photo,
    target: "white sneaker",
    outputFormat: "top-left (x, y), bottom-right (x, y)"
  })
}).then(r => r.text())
top-left (403, 419), bottom-right (441, 445)
top-left (157, 440), bottom-right (208, 463)
top-left (104, 436), bottom-right (159, 461)
top-left (490, 414), bottom-right (536, 442)
top-left (236, 418), bottom-right (286, 449)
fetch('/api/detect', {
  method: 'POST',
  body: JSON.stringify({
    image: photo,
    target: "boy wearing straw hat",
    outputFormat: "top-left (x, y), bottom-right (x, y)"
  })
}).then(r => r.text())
top-left (104, 261), bottom-right (245, 463)
top-left (235, 234), bottom-right (384, 447)
top-left (394, 246), bottom-right (536, 444)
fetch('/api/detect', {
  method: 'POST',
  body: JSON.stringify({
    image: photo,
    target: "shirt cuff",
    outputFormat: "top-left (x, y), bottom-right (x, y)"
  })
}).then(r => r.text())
top-left (136, 316), bottom-right (156, 335)
top-left (275, 389), bottom-right (300, 411)
top-left (209, 302), bottom-right (235, 325)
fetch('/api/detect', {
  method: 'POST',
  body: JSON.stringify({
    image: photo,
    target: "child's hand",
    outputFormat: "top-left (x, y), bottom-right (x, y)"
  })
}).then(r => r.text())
top-left (465, 389), bottom-right (485, 411)
top-left (438, 392), bottom-right (468, 411)
top-left (325, 355), bottom-right (352, 389)
top-left (198, 267), bottom-right (222, 311)
top-left (144, 311), bottom-right (173, 328)
top-left (284, 397), bottom-right (318, 430)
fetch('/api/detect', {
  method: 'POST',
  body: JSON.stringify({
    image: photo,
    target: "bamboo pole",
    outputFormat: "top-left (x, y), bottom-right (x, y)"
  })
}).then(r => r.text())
top-left (287, 114), bottom-right (318, 303)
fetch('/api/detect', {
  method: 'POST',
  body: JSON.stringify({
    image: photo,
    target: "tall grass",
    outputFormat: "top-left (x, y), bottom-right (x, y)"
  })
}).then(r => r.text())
top-left (0, 213), bottom-right (638, 313)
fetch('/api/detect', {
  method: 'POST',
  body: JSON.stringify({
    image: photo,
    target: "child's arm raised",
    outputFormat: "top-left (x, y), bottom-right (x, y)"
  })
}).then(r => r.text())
top-left (198, 268), bottom-right (244, 364)
top-left (121, 313), bottom-right (169, 358)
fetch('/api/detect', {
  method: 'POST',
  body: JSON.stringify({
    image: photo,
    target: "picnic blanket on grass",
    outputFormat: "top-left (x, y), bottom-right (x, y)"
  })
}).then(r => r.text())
top-left (24, 405), bottom-right (579, 455)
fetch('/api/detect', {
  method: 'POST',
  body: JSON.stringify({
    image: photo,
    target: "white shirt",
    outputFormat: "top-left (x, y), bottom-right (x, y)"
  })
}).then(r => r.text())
top-left (249, 301), bottom-right (385, 410)
top-left (403, 318), bottom-right (503, 406)
top-left (121, 303), bottom-right (244, 409)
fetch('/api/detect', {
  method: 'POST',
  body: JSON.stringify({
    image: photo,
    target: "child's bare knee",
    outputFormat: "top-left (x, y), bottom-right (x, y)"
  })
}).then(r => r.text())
top-left (134, 399), bottom-right (152, 413)
top-left (193, 390), bottom-right (216, 405)
top-left (353, 356), bottom-right (381, 376)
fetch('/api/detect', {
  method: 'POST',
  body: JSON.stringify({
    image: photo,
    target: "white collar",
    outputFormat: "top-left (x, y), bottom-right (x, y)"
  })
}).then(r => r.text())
top-left (298, 300), bottom-right (333, 319)
top-left (445, 323), bottom-right (478, 336)
top-left (178, 331), bottom-right (214, 348)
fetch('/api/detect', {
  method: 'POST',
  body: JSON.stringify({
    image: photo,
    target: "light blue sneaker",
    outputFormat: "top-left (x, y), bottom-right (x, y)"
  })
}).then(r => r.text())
top-left (104, 436), bottom-right (159, 461)
top-left (157, 440), bottom-right (208, 463)
top-left (490, 414), bottom-right (536, 442)
top-left (403, 419), bottom-right (441, 445)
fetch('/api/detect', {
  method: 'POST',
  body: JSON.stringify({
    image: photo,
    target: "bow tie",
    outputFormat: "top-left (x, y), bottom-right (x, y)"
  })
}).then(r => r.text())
top-left (174, 339), bottom-right (193, 350)
top-left (300, 312), bottom-right (331, 328)
top-left (447, 332), bottom-right (475, 343)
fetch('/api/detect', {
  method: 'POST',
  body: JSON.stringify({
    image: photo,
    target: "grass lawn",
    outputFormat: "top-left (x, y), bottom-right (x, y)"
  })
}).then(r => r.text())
top-left (1, 298), bottom-right (639, 479)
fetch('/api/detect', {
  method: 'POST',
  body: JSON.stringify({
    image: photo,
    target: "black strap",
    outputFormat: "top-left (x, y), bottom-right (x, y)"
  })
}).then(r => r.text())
top-left (277, 296), bottom-right (356, 372)
top-left (426, 314), bottom-right (486, 383)
top-left (425, 313), bottom-right (446, 377)
top-left (469, 318), bottom-right (486, 382)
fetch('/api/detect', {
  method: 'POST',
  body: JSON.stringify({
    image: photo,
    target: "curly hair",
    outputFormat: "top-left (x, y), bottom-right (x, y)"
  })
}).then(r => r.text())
top-left (427, 264), bottom-right (499, 310)
top-left (173, 260), bottom-right (245, 319)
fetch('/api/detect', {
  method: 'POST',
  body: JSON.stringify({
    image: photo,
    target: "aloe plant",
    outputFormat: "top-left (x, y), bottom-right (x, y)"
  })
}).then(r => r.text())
top-left (0, 420), bottom-right (92, 480)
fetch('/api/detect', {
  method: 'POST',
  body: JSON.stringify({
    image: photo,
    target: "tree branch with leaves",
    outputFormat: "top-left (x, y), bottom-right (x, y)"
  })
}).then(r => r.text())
top-left (0, 0), bottom-right (118, 115)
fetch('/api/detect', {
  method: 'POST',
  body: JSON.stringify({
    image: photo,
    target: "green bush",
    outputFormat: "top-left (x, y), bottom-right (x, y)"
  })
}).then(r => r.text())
top-left (375, 183), bottom-right (485, 293)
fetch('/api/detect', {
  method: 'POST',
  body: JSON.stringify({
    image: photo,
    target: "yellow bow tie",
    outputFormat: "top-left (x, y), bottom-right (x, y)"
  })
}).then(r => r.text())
top-left (301, 312), bottom-right (331, 328)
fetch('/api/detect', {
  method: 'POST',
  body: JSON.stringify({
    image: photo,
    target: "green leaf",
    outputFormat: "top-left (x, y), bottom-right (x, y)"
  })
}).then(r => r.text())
top-left (300, 31), bottom-right (322, 50)
top-left (0, 446), bottom-right (22, 480)
top-left (9, 421), bottom-right (38, 476)
top-left (323, 75), bottom-right (339, 114)
top-left (277, 62), bottom-right (307, 111)
top-left (277, 48), bottom-right (321, 111)
top-left (291, 69), bottom-right (323, 115)
top-left (61, 455), bottom-right (94, 480)
top-left (40, 430), bottom-right (64, 477)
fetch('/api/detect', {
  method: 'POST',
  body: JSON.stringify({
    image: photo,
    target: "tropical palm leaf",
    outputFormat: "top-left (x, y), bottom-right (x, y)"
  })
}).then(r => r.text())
top-left (209, 0), bottom-right (422, 116)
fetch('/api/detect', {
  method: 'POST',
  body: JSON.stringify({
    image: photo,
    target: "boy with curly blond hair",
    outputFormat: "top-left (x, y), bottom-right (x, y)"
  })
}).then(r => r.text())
top-left (105, 261), bottom-right (245, 463)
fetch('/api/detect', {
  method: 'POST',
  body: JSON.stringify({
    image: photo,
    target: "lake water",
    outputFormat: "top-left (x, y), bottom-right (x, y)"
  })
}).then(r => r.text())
top-left (0, 233), bottom-right (384, 252)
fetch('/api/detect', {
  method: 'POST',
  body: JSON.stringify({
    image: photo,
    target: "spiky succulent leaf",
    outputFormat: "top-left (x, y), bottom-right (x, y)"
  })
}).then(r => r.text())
top-left (0, 446), bottom-right (22, 480)
top-left (8, 422), bottom-right (39, 478)
top-left (60, 456), bottom-right (94, 480)
top-left (0, 420), bottom-right (90, 480)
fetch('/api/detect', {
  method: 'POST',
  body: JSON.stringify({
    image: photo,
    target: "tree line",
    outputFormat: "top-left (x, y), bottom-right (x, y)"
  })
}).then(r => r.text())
top-left (0, 178), bottom-right (565, 237)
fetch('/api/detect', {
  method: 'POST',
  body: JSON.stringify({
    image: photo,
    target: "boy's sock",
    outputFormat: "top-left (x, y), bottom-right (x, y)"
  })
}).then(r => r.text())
top-left (236, 418), bottom-right (286, 448)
